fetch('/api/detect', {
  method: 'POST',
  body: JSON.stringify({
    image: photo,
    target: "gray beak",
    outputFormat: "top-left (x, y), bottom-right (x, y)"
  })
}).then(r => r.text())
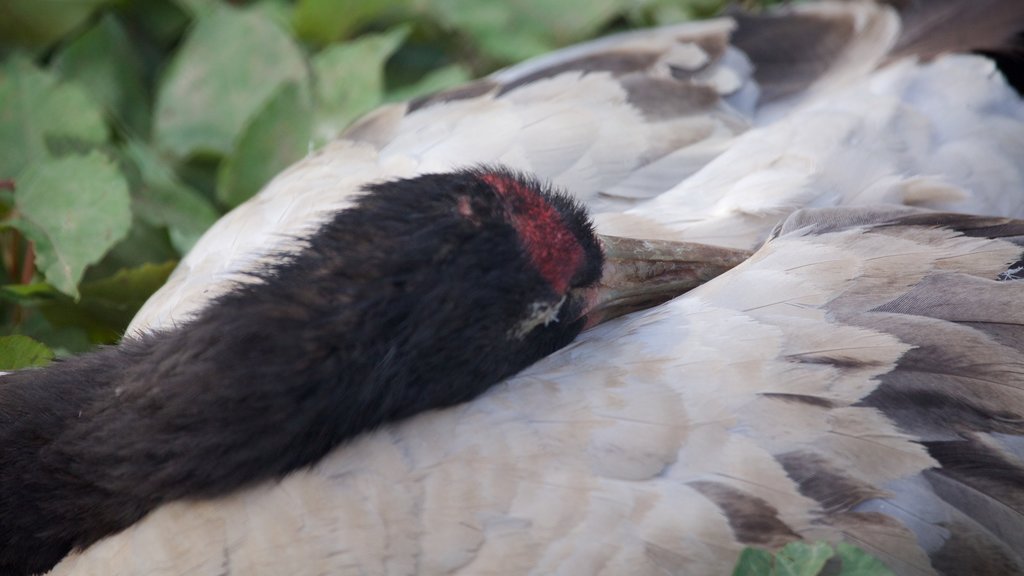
top-left (573, 235), bottom-right (751, 328)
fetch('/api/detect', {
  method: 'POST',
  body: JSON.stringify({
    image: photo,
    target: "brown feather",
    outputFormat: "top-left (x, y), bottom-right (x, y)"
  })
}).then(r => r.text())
top-left (689, 481), bottom-right (802, 548)
top-left (886, 0), bottom-right (1024, 59)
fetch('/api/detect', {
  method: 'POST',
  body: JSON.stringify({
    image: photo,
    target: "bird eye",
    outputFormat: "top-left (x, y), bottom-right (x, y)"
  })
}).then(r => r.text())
top-left (509, 295), bottom-right (567, 339)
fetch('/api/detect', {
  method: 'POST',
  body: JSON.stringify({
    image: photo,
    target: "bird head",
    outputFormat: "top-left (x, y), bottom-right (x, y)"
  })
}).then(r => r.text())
top-left (350, 167), bottom-right (605, 352)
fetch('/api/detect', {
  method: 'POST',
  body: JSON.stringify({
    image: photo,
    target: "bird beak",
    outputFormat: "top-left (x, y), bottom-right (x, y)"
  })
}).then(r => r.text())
top-left (573, 235), bottom-right (751, 329)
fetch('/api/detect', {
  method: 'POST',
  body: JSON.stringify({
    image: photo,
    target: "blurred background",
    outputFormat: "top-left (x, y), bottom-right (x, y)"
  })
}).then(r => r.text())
top-left (0, 0), bottom-right (777, 366)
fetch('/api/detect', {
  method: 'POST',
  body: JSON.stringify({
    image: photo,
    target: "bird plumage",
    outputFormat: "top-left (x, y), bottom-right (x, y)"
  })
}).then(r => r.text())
top-left (50, 208), bottom-right (1024, 576)
top-left (6, 0), bottom-right (1024, 574)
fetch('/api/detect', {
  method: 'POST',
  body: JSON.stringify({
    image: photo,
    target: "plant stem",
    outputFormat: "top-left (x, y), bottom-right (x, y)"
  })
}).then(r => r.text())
top-left (5, 229), bottom-right (17, 281)
top-left (20, 242), bottom-right (35, 285)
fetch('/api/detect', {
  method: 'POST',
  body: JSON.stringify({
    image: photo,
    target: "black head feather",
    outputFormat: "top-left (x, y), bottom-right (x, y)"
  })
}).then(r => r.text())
top-left (0, 167), bottom-right (603, 575)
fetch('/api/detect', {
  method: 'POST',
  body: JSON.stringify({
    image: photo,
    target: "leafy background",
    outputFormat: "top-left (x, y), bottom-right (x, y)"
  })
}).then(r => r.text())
top-left (0, 0), bottom-right (895, 573)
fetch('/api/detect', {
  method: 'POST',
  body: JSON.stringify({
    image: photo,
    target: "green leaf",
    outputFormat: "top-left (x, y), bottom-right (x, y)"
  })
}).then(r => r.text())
top-left (312, 27), bottom-right (408, 142)
top-left (429, 0), bottom-right (631, 64)
top-left (52, 15), bottom-right (151, 137)
top-left (776, 542), bottom-right (835, 576)
top-left (0, 56), bottom-right (107, 177)
top-left (252, 0), bottom-right (293, 31)
top-left (0, 0), bottom-right (110, 51)
top-left (154, 4), bottom-right (308, 158)
top-left (386, 64), bottom-right (473, 103)
top-left (733, 548), bottom-right (776, 576)
top-left (834, 543), bottom-right (896, 576)
top-left (13, 308), bottom-right (94, 356)
top-left (217, 82), bottom-right (314, 209)
top-left (38, 261), bottom-right (176, 345)
top-left (117, 0), bottom-right (191, 49)
top-left (0, 334), bottom-right (54, 369)
top-left (293, 0), bottom-right (409, 45)
top-left (0, 282), bottom-right (59, 304)
top-left (85, 217), bottom-right (179, 281)
top-left (11, 152), bottom-right (132, 298)
top-left (732, 542), bottom-right (895, 576)
top-left (79, 261), bottom-right (177, 333)
top-left (639, 0), bottom-right (728, 25)
top-left (122, 139), bottom-right (219, 254)
top-left (82, 262), bottom-right (177, 310)
top-left (173, 0), bottom-right (218, 18)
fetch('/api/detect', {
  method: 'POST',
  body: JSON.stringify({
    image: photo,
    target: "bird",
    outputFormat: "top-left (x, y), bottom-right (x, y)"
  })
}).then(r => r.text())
top-left (4, 0), bottom-right (1024, 574)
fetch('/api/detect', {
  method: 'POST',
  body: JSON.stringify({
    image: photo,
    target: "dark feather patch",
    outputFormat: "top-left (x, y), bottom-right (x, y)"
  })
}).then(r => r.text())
top-left (886, 0), bottom-right (1024, 60)
top-left (785, 352), bottom-right (887, 370)
top-left (490, 26), bottom-right (733, 103)
top-left (980, 31), bottom-right (1024, 96)
top-left (495, 51), bottom-right (663, 97)
top-left (875, 212), bottom-right (1024, 249)
top-left (928, 520), bottom-right (1024, 576)
top-left (925, 439), bottom-right (1024, 519)
top-left (689, 481), bottom-right (800, 547)
top-left (776, 452), bottom-right (890, 515)
top-left (759, 393), bottom-right (836, 409)
top-left (772, 206), bottom-right (923, 238)
top-left (730, 9), bottom-right (856, 102)
top-left (852, 314), bottom-right (1024, 439)
top-left (620, 76), bottom-right (721, 120)
top-left (957, 321), bottom-right (1024, 350)
top-left (407, 79), bottom-right (499, 114)
top-left (924, 469), bottom-right (1024, 572)
top-left (999, 259), bottom-right (1024, 281)
top-left (873, 273), bottom-right (1024, 330)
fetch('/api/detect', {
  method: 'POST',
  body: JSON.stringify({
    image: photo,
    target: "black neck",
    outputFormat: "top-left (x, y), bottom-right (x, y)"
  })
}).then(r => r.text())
top-left (0, 171), bottom-right (592, 575)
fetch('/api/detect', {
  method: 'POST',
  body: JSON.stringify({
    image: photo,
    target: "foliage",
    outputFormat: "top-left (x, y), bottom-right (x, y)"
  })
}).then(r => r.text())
top-left (0, 334), bottom-right (54, 370)
top-left (733, 541), bottom-right (897, 576)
